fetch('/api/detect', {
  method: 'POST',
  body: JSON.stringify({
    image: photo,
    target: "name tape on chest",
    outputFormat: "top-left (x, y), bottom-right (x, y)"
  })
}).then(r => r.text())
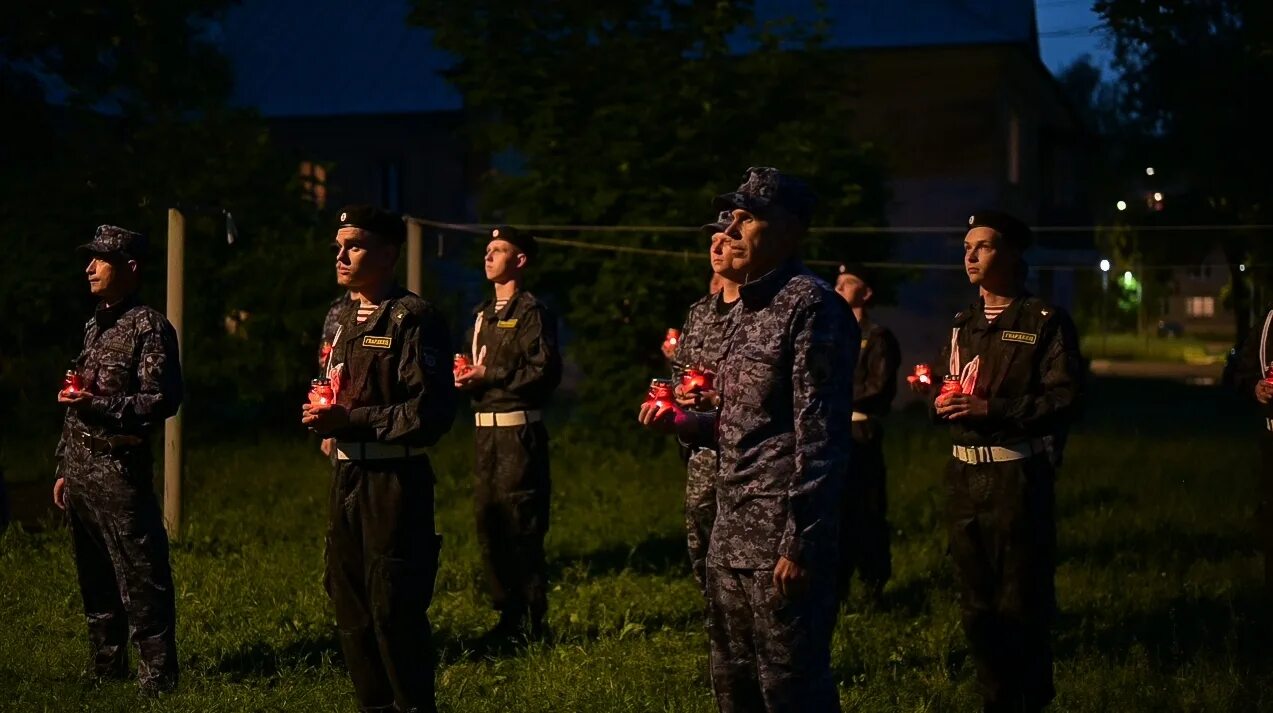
top-left (1000, 330), bottom-right (1038, 345)
top-left (361, 336), bottom-right (393, 350)
top-left (497, 319), bottom-right (519, 329)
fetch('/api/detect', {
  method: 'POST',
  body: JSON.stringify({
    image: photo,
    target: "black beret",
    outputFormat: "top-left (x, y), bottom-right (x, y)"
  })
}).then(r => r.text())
top-left (338, 204), bottom-right (406, 243)
top-left (490, 225), bottom-right (538, 259)
top-left (967, 210), bottom-right (1031, 251)
top-left (713, 166), bottom-right (817, 227)
top-left (77, 225), bottom-right (149, 262)
top-left (837, 262), bottom-right (875, 288)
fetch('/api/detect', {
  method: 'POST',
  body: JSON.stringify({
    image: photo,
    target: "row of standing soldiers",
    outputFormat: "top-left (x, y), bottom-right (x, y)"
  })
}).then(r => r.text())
top-left (80, 167), bottom-right (1273, 713)
top-left (637, 169), bottom-right (1084, 713)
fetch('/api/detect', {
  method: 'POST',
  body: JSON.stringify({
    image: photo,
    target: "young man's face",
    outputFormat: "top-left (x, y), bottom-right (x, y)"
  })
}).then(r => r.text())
top-left (335, 227), bottom-right (398, 290)
top-left (963, 226), bottom-right (1015, 289)
top-left (835, 272), bottom-right (872, 308)
top-left (484, 239), bottom-right (526, 283)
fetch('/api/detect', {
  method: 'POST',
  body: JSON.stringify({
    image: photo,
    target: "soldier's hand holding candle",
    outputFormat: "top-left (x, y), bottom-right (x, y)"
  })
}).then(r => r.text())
top-left (1257, 381), bottom-right (1273, 405)
top-left (936, 393), bottom-right (989, 420)
top-left (637, 378), bottom-right (695, 436)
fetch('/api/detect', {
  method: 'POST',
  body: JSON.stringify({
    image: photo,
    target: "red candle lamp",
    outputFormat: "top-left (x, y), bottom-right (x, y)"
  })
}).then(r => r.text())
top-left (906, 363), bottom-right (932, 386)
top-left (645, 378), bottom-right (675, 410)
top-left (679, 367), bottom-right (714, 394)
top-left (309, 377), bottom-right (335, 407)
top-left (662, 328), bottom-right (680, 354)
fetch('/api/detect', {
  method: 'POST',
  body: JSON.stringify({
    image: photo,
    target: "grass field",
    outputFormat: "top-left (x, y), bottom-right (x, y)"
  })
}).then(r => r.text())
top-left (1, 378), bottom-right (1270, 712)
top-left (1081, 333), bottom-right (1231, 365)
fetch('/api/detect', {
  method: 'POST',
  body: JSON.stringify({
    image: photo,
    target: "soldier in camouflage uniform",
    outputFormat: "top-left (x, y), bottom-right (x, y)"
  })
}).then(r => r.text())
top-left (53, 225), bottom-right (183, 695)
top-left (455, 226), bottom-right (562, 641)
top-left (671, 212), bottom-right (742, 596)
top-left (303, 205), bottom-right (456, 713)
top-left (833, 263), bottom-right (901, 605)
top-left (641, 168), bottom-right (858, 713)
top-left (917, 211), bottom-right (1083, 713)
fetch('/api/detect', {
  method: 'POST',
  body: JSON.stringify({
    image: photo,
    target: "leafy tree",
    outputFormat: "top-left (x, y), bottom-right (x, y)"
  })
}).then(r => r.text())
top-left (410, 0), bottom-right (890, 438)
top-left (1094, 0), bottom-right (1273, 343)
top-left (1, 1), bottom-right (328, 434)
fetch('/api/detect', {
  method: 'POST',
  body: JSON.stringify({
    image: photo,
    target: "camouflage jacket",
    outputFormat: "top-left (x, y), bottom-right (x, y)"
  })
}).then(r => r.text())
top-left (56, 295), bottom-right (183, 463)
top-left (932, 294), bottom-right (1083, 453)
top-left (697, 260), bottom-right (858, 570)
top-left (463, 290), bottom-right (562, 413)
top-left (674, 290), bottom-right (743, 405)
top-left (853, 318), bottom-right (901, 418)
top-left (325, 286), bottom-right (456, 447)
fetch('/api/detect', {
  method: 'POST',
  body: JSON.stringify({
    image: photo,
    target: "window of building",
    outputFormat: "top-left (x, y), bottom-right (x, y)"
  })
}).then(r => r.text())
top-left (299, 161), bottom-right (327, 208)
top-left (1186, 296), bottom-right (1215, 317)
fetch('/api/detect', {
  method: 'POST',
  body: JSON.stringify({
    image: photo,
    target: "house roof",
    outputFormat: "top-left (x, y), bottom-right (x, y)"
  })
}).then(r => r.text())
top-left (753, 0), bottom-right (1038, 53)
top-left (218, 0), bottom-right (1039, 118)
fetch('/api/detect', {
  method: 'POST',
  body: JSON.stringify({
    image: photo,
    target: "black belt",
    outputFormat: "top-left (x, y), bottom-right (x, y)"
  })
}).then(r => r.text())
top-left (74, 431), bottom-right (145, 455)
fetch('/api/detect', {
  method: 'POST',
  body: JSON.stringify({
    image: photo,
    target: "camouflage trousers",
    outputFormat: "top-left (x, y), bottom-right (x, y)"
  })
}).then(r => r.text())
top-left (64, 451), bottom-right (177, 690)
top-left (705, 564), bottom-right (840, 713)
top-left (326, 458), bottom-right (441, 713)
top-left (685, 448), bottom-right (717, 596)
top-left (474, 422), bottom-right (551, 624)
top-left (836, 420), bottom-right (891, 601)
top-left (945, 455), bottom-right (1056, 713)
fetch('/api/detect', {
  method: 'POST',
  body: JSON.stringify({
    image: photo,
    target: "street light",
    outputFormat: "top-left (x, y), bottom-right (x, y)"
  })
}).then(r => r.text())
top-left (1116, 200), bottom-right (1128, 211)
top-left (1146, 167), bottom-right (1155, 176)
top-left (1100, 259), bottom-right (1110, 352)
top-left (1153, 192), bottom-right (1164, 202)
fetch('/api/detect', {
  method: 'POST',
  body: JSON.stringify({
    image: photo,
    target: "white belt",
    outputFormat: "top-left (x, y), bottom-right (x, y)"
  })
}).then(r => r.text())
top-left (952, 439), bottom-right (1047, 465)
top-left (335, 441), bottom-right (427, 461)
top-left (851, 411), bottom-right (870, 422)
top-left (474, 410), bottom-right (542, 428)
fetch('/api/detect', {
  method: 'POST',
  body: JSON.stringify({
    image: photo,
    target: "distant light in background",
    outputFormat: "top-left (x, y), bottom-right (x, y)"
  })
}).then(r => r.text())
top-left (1240, 264), bottom-right (1247, 272)
top-left (1124, 271), bottom-right (1133, 281)
top-left (1100, 259), bottom-right (1111, 272)
top-left (1146, 167), bottom-right (1155, 176)
top-left (1153, 192), bottom-right (1164, 201)
top-left (1116, 200), bottom-right (1127, 211)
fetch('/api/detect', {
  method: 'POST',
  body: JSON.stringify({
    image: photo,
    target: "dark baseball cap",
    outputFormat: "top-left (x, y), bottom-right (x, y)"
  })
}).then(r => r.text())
top-left (967, 210), bottom-right (1032, 251)
top-left (712, 166), bottom-right (817, 228)
top-left (338, 204), bottom-right (406, 243)
top-left (77, 225), bottom-right (148, 262)
top-left (699, 209), bottom-right (733, 235)
top-left (489, 225), bottom-right (538, 259)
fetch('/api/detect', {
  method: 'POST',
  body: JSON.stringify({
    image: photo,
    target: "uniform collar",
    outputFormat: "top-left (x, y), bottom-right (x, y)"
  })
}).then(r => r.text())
top-left (739, 258), bottom-right (803, 309)
top-left (477, 290), bottom-right (523, 318)
top-left (94, 293), bottom-right (140, 326)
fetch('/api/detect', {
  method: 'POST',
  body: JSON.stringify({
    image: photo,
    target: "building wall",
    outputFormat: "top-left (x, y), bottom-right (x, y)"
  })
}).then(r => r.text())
top-left (839, 44), bottom-right (1091, 403)
top-left (266, 111), bottom-right (476, 222)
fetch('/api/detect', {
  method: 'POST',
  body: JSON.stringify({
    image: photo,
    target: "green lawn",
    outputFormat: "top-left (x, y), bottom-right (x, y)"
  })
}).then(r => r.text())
top-left (1082, 333), bottom-right (1231, 365)
top-left (1, 379), bottom-right (1269, 711)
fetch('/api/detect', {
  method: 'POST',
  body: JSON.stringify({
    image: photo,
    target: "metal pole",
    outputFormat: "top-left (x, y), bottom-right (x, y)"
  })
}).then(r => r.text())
top-left (164, 208), bottom-right (184, 539)
top-left (407, 220), bottom-right (423, 295)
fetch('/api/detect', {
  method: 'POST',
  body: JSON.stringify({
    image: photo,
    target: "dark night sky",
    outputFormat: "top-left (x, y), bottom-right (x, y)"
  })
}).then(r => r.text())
top-left (1035, 0), bottom-right (1115, 76)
